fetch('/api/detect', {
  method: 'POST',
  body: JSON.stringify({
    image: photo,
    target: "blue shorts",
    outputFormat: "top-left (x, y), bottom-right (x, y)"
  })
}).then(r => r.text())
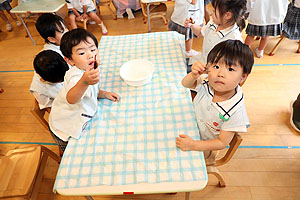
top-left (68, 8), bottom-right (97, 16)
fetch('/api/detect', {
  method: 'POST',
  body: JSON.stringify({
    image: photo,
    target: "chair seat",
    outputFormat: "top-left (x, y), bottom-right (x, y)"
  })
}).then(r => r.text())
top-left (0, 146), bottom-right (41, 198)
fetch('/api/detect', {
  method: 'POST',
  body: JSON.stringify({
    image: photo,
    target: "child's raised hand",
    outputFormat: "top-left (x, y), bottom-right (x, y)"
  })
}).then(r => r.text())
top-left (176, 134), bottom-right (194, 151)
top-left (82, 65), bottom-right (100, 85)
top-left (191, 61), bottom-right (207, 79)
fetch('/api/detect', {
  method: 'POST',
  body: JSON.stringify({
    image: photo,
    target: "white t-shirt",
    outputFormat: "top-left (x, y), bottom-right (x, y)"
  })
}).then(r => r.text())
top-left (192, 80), bottom-right (250, 140)
top-left (246, 0), bottom-right (289, 25)
top-left (171, 0), bottom-right (192, 26)
top-left (190, 20), bottom-right (243, 64)
top-left (67, 0), bottom-right (96, 13)
top-left (188, 0), bottom-right (204, 26)
top-left (49, 66), bottom-right (100, 141)
top-left (30, 43), bottom-right (64, 109)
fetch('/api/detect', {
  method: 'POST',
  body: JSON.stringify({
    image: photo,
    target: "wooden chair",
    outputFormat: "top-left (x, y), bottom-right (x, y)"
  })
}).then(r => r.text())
top-left (30, 99), bottom-right (50, 131)
top-left (140, 0), bottom-right (168, 26)
top-left (96, 0), bottom-right (117, 20)
top-left (206, 133), bottom-right (243, 187)
top-left (269, 35), bottom-right (300, 56)
top-left (0, 145), bottom-right (61, 200)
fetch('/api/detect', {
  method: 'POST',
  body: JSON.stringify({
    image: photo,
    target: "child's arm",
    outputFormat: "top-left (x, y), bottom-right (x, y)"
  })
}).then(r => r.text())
top-left (182, 61), bottom-right (206, 89)
top-left (98, 89), bottom-right (119, 102)
top-left (184, 18), bottom-right (202, 37)
top-left (176, 130), bottom-right (235, 151)
top-left (66, 66), bottom-right (99, 104)
top-left (71, 8), bottom-right (83, 21)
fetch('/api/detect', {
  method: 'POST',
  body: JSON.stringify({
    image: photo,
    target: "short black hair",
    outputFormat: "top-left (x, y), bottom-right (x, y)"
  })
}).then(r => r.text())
top-left (34, 50), bottom-right (69, 83)
top-left (60, 28), bottom-right (98, 59)
top-left (207, 40), bottom-right (254, 74)
top-left (35, 13), bottom-right (66, 44)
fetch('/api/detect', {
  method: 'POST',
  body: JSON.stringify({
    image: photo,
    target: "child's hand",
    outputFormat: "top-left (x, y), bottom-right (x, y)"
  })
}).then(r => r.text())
top-left (82, 13), bottom-right (88, 19)
top-left (104, 92), bottom-right (120, 102)
top-left (191, 61), bottom-right (207, 79)
top-left (176, 134), bottom-right (194, 151)
top-left (76, 15), bottom-right (84, 22)
top-left (184, 18), bottom-right (193, 28)
top-left (82, 65), bottom-right (100, 85)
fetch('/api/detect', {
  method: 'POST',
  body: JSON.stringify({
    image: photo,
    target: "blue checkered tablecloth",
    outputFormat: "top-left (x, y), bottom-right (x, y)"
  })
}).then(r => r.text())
top-left (54, 31), bottom-right (207, 192)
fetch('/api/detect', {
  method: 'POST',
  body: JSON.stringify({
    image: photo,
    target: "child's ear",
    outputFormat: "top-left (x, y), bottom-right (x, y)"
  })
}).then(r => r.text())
top-left (64, 56), bottom-right (75, 66)
top-left (225, 11), bottom-right (233, 21)
top-left (47, 36), bottom-right (57, 44)
top-left (239, 74), bottom-right (248, 86)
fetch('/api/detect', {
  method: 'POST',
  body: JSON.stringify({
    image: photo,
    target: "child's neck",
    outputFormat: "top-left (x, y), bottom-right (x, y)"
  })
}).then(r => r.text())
top-left (212, 89), bottom-right (236, 103)
top-left (216, 22), bottom-right (234, 32)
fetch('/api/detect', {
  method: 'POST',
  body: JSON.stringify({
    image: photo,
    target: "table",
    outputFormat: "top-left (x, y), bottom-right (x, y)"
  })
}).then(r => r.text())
top-left (54, 31), bottom-right (207, 200)
top-left (11, 0), bottom-right (66, 45)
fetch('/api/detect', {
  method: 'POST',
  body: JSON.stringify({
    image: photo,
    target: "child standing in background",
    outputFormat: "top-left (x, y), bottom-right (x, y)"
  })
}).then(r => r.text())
top-left (177, 40), bottom-right (254, 161)
top-left (282, 0), bottom-right (300, 41)
top-left (0, 0), bottom-right (21, 31)
top-left (244, 0), bottom-right (289, 58)
top-left (66, 0), bottom-right (108, 34)
top-left (186, 0), bottom-right (247, 64)
top-left (49, 29), bottom-right (119, 152)
top-left (168, 0), bottom-right (204, 57)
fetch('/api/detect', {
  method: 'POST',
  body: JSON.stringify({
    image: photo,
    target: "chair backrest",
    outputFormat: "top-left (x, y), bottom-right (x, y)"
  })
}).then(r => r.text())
top-left (215, 133), bottom-right (242, 167)
top-left (30, 99), bottom-right (50, 131)
top-left (0, 145), bottom-right (60, 199)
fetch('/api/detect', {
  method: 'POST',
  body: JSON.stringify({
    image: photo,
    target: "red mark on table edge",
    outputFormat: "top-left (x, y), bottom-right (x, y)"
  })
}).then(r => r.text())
top-left (26, 11), bottom-right (31, 13)
top-left (123, 192), bottom-right (134, 195)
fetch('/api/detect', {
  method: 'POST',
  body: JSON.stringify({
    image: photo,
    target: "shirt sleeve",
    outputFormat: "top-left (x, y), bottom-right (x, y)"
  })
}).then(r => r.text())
top-left (67, 2), bottom-right (74, 9)
top-left (32, 91), bottom-right (53, 110)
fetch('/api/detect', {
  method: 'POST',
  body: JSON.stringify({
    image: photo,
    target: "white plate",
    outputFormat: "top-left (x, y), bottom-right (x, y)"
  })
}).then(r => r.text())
top-left (119, 59), bottom-right (154, 87)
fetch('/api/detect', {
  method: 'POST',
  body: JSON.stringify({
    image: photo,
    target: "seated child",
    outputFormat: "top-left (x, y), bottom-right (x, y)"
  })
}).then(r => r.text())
top-left (49, 28), bottom-right (119, 152)
top-left (30, 13), bottom-right (69, 110)
top-left (176, 40), bottom-right (254, 163)
top-left (31, 50), bottom-right (69, 111)
top-left (66, 0), bottom-right (108, 34)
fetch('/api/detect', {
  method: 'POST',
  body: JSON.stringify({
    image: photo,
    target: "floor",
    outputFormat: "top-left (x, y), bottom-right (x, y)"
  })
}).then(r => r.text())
top-left (0, 2), bottom-right (300, 200)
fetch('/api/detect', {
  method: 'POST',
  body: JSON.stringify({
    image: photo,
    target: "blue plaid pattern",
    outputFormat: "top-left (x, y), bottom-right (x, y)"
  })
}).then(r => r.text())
top-left (54, 32), bottom-right (207, 191)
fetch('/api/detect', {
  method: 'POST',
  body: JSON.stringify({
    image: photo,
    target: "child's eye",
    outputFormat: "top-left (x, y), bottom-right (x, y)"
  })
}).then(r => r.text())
top-left (91, 48), bottom-right (97, 52)
top-left (79, 52), bottom-right (85, 55)
top-left (228, 67), bottom-right (235, 72)
top-left (213, 65), bottom-right (219, 69)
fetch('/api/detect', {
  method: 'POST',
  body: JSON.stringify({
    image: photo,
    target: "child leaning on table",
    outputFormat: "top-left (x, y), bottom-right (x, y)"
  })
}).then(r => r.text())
top-left (176, 40), bottom-right (254, 164)
top-left (49, 28), bottom-right (120, 152)
top-left (30, 13), bottom-right (69, 110)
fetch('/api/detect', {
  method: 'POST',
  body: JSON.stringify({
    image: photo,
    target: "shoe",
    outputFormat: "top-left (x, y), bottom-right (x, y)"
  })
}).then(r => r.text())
top-left (185, 49), bottom-right (199, 57)
top-left (117, 14), bottom-right (124, 19)
top-left (6, 23), bottom-right (12, 31)
top-left (126, 8), bottom-right (135, 19)
top-left (89, 20), bottom-right (96, 24)
top-left (16, 20), bottom-right (22, 27)
top-left (99, 22), bottom-right (108, 35)
top-left (254, 48), bottom-right (263, 58)
top-left (290, 100), bottom-right (300, 132)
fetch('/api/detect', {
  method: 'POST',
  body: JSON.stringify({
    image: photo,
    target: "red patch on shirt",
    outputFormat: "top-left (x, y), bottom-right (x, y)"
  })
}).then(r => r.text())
top-left (213, 122), bottom-right (219, 127)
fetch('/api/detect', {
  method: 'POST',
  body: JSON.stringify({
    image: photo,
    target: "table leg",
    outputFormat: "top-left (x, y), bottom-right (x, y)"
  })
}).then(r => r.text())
top-left (84, 196), bottom-right (94, 200)
top-left (18, 14), bottom-right (36, 46)
top-left (185, 192), bottom-right (191, 200)
top-left (147, 3), bottom-right (151, 32)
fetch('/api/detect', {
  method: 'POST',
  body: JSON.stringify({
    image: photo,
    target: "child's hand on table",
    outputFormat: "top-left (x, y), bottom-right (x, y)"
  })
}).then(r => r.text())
top-left (176, 134), bottom-right (195, 151)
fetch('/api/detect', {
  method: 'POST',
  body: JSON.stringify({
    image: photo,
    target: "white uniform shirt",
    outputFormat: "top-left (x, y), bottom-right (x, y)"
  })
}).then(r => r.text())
top-left (246, 0), bottom-right (289, 25)
top-left (49, 66), bottom-right (100, 141)
top-left (171, 0), bottom-right (191, 26)
top-left (30, 43), bottom-right (64, 109)
top-left (192, 80), bottom-right (249, 140)
top-left (190, 20), bottom-right (242, 64)
top-left (67, 0), bottom-right (96, 13)
top-left (188, 0), bottom-right (204, 26)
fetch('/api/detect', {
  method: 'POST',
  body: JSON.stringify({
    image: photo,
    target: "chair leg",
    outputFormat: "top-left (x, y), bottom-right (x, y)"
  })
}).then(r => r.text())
top-left (161, 15), bottom-right (167, 25)
top-left (269, 35), bottom-right (286, 56)
top-left (108, 5), bottom-right (117, 20)
top-left (206, 166), bottom-right (226, 187)
top-left (83, 18), bottom-right (88, 30)
top-left (297, 41), bottom-right (300, 53)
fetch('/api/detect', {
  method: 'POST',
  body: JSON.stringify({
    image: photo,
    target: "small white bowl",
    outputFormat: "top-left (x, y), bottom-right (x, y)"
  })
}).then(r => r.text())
top-left (119, 59), bottom-right (154, 87)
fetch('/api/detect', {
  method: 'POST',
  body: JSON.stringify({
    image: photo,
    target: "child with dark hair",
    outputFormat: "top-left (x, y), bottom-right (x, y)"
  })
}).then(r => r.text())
top-left (30, 13), bottom-right (69, 110)
top-left (49, 28), bottom-right (119, 152)
top-left (177, 40), bottom-right (253, 162)
top-left (30, 50), bottom-right (69, 110)
top-left (185, 0), bottom-right (247, 64)
top-left (35, 13), bottom-right (69, 54)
